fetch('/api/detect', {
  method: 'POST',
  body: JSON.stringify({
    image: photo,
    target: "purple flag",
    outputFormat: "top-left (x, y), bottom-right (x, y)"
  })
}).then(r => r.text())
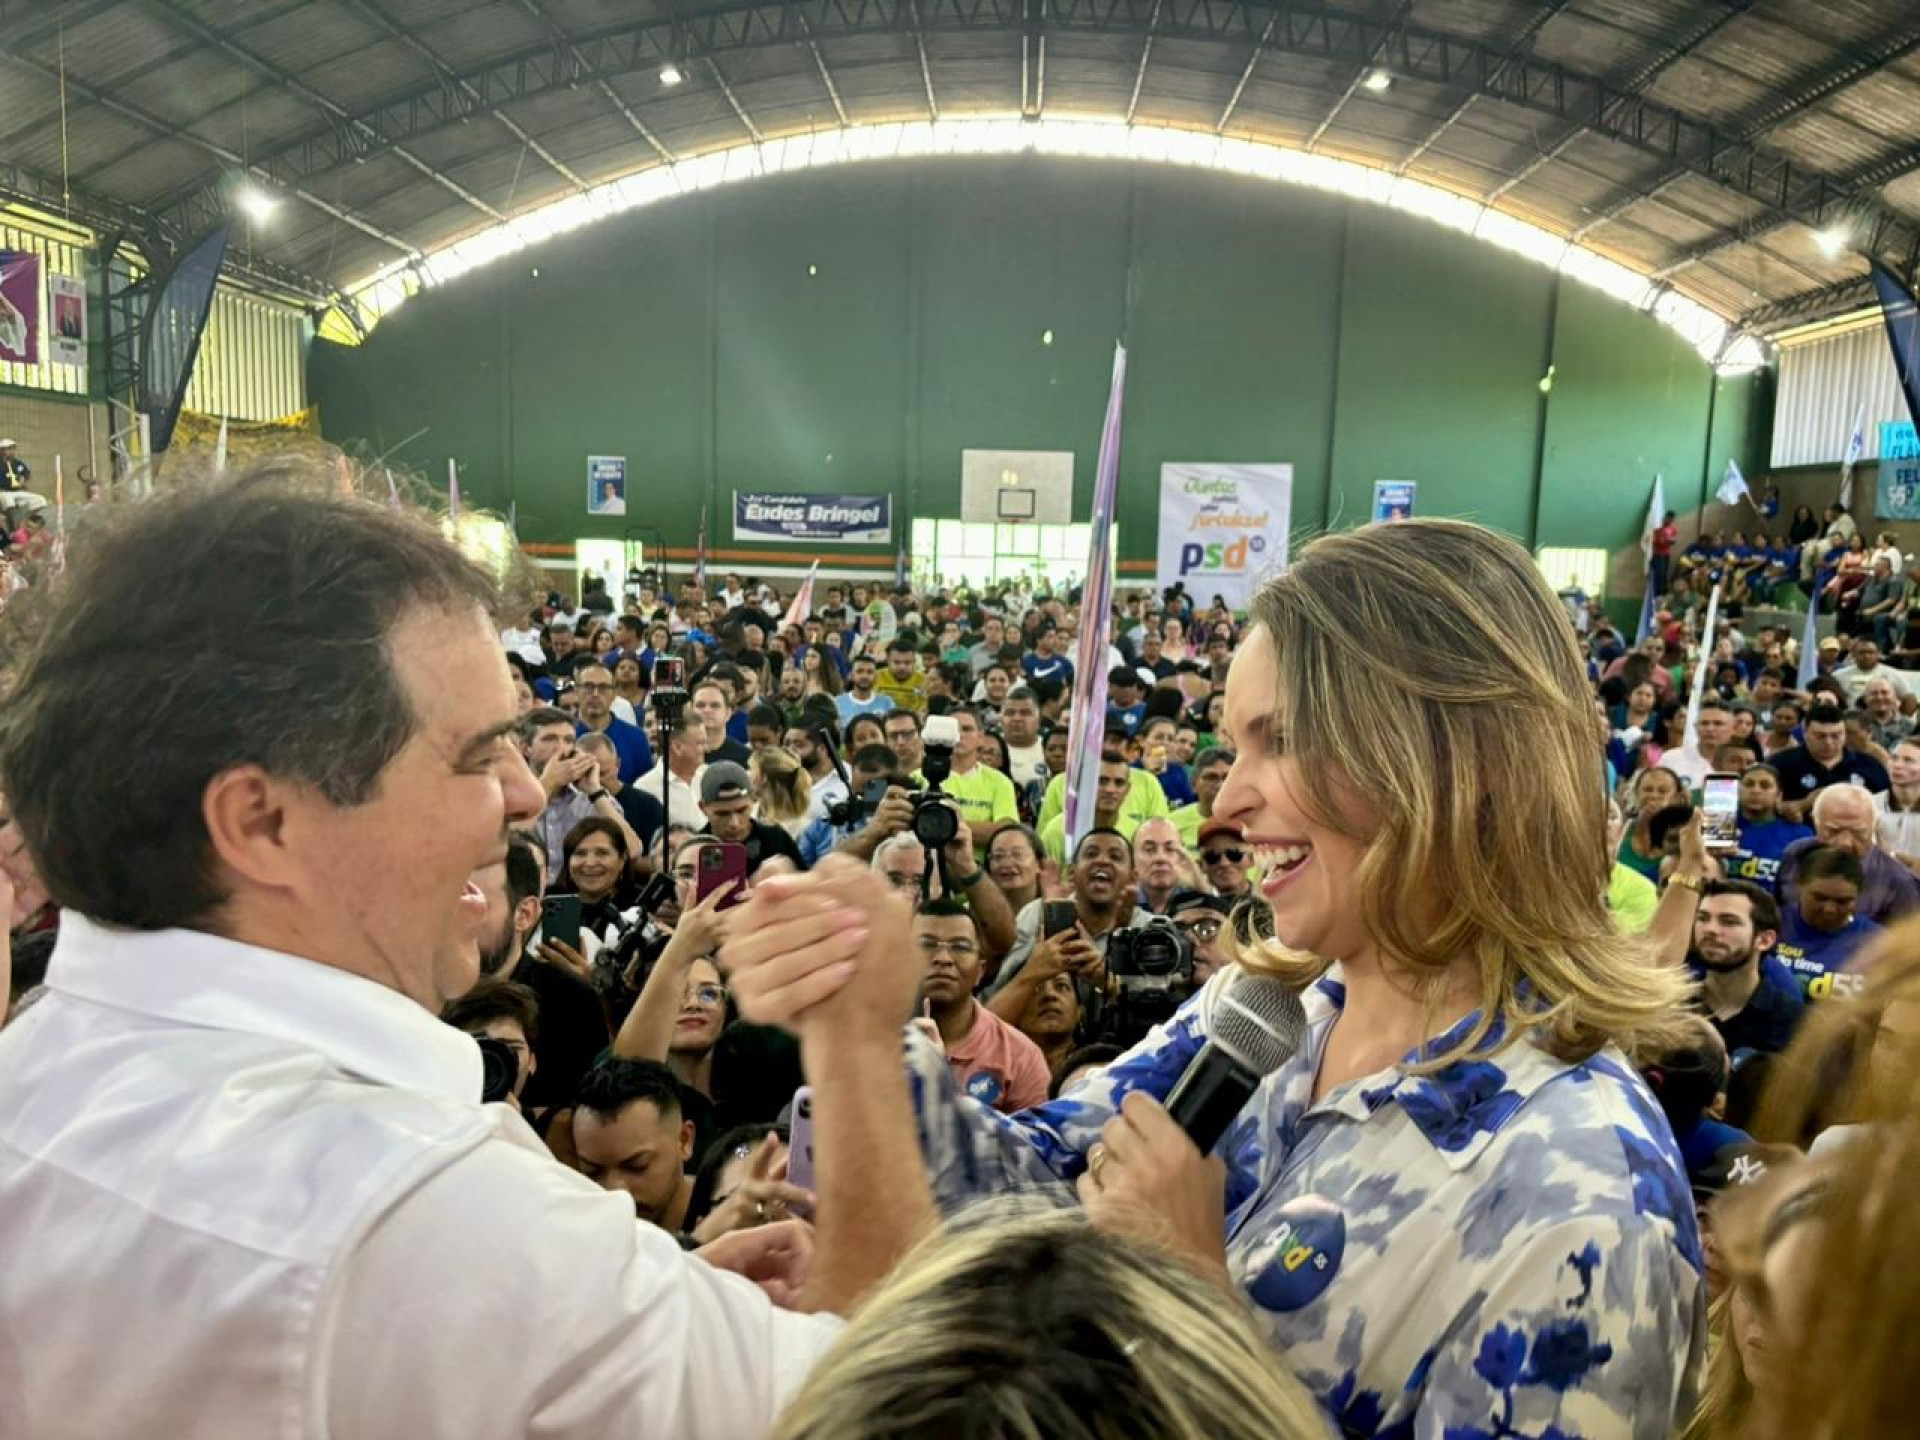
top-left (0, 251), bottom-right (42, 365)
top-left (693, 512), bottom-right (708, 594)
top-left (1063, 344), bottom-right (1128, 852)
top-left (384, 467), bottom-right (402, 512)
top-left (447, 458), bottom-right (462, 522)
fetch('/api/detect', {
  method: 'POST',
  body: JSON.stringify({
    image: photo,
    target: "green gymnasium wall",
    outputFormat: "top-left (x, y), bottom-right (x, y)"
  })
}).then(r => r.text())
top-left (308, 155), bottom-right (1771, 590)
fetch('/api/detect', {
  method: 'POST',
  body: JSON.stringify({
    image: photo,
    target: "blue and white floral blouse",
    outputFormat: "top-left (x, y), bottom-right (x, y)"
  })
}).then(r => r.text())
top-left (907, 966), bottom-right (1707, 1439)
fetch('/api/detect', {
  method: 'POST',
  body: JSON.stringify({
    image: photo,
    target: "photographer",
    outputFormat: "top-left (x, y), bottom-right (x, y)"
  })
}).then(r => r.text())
top-left (798, 743), bottom-right (897, 864)
top-left (845, 718), bottom-right (1016, 956)
top-left (441, 977), bottom-right (540, 1112)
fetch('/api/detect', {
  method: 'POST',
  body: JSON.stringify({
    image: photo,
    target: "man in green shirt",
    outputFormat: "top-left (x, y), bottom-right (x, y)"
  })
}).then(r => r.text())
top-left (1036, 726), bottom-right (1171, 838)
top-left (1168, 746), bottom-right (1233, 851)
top-left (938, 707), bottom-right (1018, 855)
top-left (1038, 749), bottom-right (1155, 865)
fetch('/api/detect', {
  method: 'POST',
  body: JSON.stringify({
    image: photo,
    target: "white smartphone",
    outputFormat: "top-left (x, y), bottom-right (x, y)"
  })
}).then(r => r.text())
top-left (785, 1086), bottom-right (814, 1194)
top-left (1702, 772), bottom-right (1739, 851)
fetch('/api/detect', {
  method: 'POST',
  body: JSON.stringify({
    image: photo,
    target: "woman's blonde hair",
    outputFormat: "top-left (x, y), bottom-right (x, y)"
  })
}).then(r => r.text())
top-left (750, 745), bottom-right (812, 823)
top-left (1233, 518), bottom-right (1691, 1066)
top-left (1685, 916), bottom-right (1920, 1439)
top-left (771, 1202), bottom-right (1324, 1440)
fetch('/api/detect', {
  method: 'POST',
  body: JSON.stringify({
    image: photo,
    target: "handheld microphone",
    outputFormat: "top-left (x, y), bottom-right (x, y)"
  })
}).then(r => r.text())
top-left (1163, 975), bottom-right (1309, 1155)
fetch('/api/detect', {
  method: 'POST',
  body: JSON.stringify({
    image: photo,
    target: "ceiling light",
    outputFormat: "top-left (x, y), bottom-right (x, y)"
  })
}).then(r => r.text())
top-left (237, 186), bottom-right (279, 222)
top-left (659, 63), bottom-right (684, 87)
top-left (1814, 224), bottom-right (1850, 259)
top-left (1361, 69), bottom-right (1394, 93)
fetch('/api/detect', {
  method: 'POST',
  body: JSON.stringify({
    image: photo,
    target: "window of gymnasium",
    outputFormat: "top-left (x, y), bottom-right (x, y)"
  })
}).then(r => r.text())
top-left (1536, 546), bottom-right (1608, 626)
top-left (909, 518), bottom-right (1102, 590)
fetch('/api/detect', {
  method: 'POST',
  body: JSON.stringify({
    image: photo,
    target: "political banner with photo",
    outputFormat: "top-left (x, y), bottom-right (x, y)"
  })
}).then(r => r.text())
top-left (588, 455), bottom-right (627, 515)
top-left (48, 273), bottom-right (86, 367)
top-left (1154, 463), bottom-right (1292, 612)
top-left (1877, 421), bottom-right (1920, 521)
top-left (1373, 480), bottom-right (1416, 523)
top-left (733, 490), bottom-right (891, 544)
top-left (0, 251), bottom-right (42, 365)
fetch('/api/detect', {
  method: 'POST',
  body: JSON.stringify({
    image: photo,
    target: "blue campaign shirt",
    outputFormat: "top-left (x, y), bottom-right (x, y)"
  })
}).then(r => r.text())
top-left (907, 969), bottom-right (1705, 1438)
top-left (1772, 907), bottom-right (1880, 1003)
top-left (1108, 701), bottom-right (1147, 735)
top-left (1727, 815), bottom-right (1813, 893)
top-left (1149, 762), bottom-right (1196, 807)
top-left (1022, 654), bottom-right (1074, 689)
top-left (574, 715), bottom-right (654, 785)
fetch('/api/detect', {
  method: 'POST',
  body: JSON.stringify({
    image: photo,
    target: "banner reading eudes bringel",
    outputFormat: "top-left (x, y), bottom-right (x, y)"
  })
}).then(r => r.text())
top-left (1155, 464), bottom-right (1292, 611)
top-left (733, 491), bottom-right (892, 545)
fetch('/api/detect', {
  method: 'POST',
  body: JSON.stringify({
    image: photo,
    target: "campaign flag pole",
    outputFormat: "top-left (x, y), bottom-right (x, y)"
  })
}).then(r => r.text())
top-left (213, 414), bottom-right (229, 477)
top-left (693, 510), bottom-right (708, 596)
top-left (1636, 474), bottom-right (1666, 644)
top-left (507, 499), bottom-right (518, 537)
top-left (383, 466), bottom-right (402, 512)
top-left (52, 454), bottom-right (65, 573)
top-left (1838, 401), bottom-right (1867, 510)
top-left (1682, 581), bottom-right (1723, 756)
top-left (1063, 343), bottom-right (1128, 854)
top-left (446, 458), bottom-right (462, 523)
top-left (781, 559), bottom-right (820, 631)
top-left (1797, 585), bottom-right (1822, 691)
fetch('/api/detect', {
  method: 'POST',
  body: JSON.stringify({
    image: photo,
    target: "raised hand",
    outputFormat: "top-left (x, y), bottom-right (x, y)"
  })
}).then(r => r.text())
top-left (690, 1134), bottom-right (816, 1243)
top-left (717, 855), bottom-right (920, 1044)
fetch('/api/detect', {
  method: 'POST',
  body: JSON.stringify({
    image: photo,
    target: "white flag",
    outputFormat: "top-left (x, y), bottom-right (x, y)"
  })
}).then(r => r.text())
top-left (1715, 459), bottom-right (1752, 509)
top-left (1682, 582), bottom-right (1723, 757)
top-left (1839, 401), bottom-right (1867, 509)
top-left (1640, 474), bottom-right (1667, 571)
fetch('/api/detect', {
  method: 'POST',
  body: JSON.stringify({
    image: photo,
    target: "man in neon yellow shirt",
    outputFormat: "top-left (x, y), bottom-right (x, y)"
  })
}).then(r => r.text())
top-left (1168, 746), bottom-right (1233, 851)
top-left (1039, 749), bottom-right (1152, 865)
top-left (938, 707), bottom-right (1018, 855)
top-left (1036, 740), bottom-right (1170, 837)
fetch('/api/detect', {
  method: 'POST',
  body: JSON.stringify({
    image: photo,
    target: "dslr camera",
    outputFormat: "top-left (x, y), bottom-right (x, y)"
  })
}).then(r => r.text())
top-left (476, 1036), bottom-right (521, 1104)
top-left (908, 714), bottom-right (960, 850)
top-left (651, 655), bottom-right (688, 724)
top-left (1103, 917), bottom-right (1194, 1040)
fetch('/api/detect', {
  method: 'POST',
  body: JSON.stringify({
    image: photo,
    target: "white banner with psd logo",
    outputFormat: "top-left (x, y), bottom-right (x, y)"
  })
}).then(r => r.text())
top-left (1154, 463), bottom-right (1292, 611)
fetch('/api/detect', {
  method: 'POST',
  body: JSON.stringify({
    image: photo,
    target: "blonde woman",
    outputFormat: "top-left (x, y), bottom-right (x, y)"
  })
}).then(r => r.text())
top-left (750, 746), bottom-right (812, 839)
top-left (1680, 915), bottom-right (1920, 1439)
top-left (722, 519), bottom-right (1704, 1435)
top-left (772, 1204), bottom-right (1325, 1440)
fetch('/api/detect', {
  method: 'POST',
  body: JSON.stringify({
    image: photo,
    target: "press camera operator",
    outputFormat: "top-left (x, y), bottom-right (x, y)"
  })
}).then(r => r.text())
top-left (819, 716), bottom-right (1015, 959)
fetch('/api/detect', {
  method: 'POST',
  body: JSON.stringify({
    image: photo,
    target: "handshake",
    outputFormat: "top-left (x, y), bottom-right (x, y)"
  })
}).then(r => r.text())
top-left (715, 855), bottom-right (924, 1045)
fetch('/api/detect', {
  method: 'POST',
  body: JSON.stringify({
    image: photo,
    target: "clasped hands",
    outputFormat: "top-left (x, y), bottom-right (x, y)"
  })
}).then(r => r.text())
top-left (712, 858), bottom-right (1231, 1284)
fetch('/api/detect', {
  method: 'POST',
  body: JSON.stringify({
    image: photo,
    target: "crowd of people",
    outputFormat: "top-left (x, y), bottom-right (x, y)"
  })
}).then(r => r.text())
top-left (2, 456), bottom-right (1918, 1438)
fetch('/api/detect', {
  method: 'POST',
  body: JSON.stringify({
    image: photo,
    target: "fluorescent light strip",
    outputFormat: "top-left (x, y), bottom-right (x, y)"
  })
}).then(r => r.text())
top-left (339, 115), bottom-right (1767, 364)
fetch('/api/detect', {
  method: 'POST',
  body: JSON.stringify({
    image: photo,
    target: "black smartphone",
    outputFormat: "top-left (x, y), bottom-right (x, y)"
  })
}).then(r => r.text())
top-left (541, 893), bottom-right (582, 950)
top-left (1042, 900), bottom-right (1078, 939)
top-left (635, 870), bottom-right (674, 915)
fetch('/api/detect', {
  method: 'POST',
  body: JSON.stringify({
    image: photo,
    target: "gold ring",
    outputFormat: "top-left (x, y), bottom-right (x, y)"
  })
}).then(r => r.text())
top-left (1088, 1145), bottom-right (1108, 1184)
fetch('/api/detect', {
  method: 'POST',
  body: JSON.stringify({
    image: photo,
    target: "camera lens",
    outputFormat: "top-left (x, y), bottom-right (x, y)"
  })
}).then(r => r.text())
top-left (476, 1036), bottom-right (519, 1104)
top-left (913, 799), bottom-right (959, 849)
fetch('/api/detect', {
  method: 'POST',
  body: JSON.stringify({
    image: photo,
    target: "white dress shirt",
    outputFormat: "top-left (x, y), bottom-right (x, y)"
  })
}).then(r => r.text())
top-left (636, 761), bottom-right (707, 831)
top-left (0, 916), bottom-right (839, 1439)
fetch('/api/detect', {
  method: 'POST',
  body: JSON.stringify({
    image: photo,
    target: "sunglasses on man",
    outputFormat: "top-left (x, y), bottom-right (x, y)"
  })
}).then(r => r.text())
top-left (1201, 846), bottom-right (1246, 865)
